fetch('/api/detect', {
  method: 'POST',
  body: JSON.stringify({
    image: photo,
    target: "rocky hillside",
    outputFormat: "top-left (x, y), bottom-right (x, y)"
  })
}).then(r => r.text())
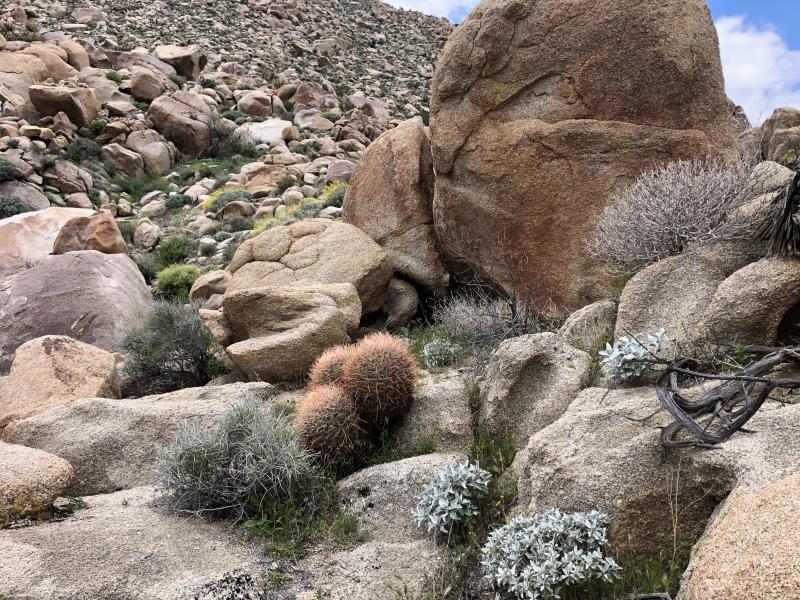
top-left (32, 0), bottom-right (452, 118)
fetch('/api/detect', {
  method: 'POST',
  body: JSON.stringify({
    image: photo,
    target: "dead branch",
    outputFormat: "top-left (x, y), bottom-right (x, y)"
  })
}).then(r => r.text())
top-left (655, 346), bottom-right (800, 451)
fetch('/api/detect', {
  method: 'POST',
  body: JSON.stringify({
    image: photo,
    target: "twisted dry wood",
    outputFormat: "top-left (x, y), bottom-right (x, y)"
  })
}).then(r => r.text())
top-left (655, 346), bottom-right (800, 451)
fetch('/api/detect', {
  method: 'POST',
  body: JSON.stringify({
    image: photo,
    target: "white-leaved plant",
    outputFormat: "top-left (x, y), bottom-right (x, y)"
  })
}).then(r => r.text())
top-left (411, 459), bottom-right (491, 535)
top-left (421, 338), bottom-right (461, 368)
top-left (599, 328), bottom-right (668, 382)
top-left (481, 509), bottom-right (620, 600)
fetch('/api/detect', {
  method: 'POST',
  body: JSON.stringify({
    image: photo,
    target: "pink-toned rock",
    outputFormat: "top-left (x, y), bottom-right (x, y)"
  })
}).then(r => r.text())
top-left (52, 211), bottom-right (127, 255)
top-left (148, 91), bottom-right (214, 158)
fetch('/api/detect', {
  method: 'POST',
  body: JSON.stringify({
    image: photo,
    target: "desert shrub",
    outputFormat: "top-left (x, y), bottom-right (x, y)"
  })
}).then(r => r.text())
top-left (156, 264), bottom-right (201, 301)
top-left (252, 216), bottom-right (279, 235)
top-left (209, 126), bottom-right (260, 160)
top-left (421, 338), bottom-right (462, 369)
top-left (319, 180), bottom-right (347, 208)
top-left (340, 332), bottom-right (419, 425)
top-left (0, 195), bottom-right (30, 219)
top-left (89, 119), bottom-right (107, 136)
top-left (225, 215), bottom-right (254, 232)
top-left (431, 291), bottom-right (553, 357)
top-left (199, 240), bottom-right (217, 257)
top-left (203, 187), bottom-right (252, 213)
top-left (274, 175), bottom-right (296, 194)
top-left (132, 253), bottom-right (158, 284)
top-left (294, 384), bottom-right (368, 470)
top-left (481, 510), bottom-right (620, 599)
top-left (120, 300), bottom-right (227, 396)
top-left (166, 193), bottom-right (191, 211)
top-left (158, 394), bottom-right (318, 521)
top-left (308, 345), bottom-right (352, 389)
top-left (105, 70), bottom-right (123, 84)
top-left (110, 174), bottom-right (170, 201)
top-left (599, 329), bottom-right (668, 383)
top-left (590, 158), bottom-right (754, 272)
top-left (412, 460), bottom-right (491, 537)
top-left (66, 137), bottom-right (103, 164)
top-left (0, 157), bottom-right (22, 181)
top-left (117, 220), bottom-right (136, 245)
top-left (292, 201), bottom-right (321, 219)
top-left (222, 238), bottom-right (243, 263)
top-left (214, 230), bottom-right (232, 242)
top-left (155, 235), bottom-right (192, 269)
top-left (169, 73), bottom-right (187, 88)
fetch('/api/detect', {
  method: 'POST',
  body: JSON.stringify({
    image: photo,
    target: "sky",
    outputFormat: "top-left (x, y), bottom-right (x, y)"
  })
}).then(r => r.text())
top-left (386, 0), bottom-right (800, 125)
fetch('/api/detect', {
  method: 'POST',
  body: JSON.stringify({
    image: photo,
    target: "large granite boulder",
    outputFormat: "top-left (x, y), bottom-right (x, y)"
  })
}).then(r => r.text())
top-left (4, 383), bottom-right (272, 495)
top-left (28, 84), bottom-right (99, 128)
top-left (0, 207), bottom-right (93, 276)
top-left (430, 0), bottom-right (740, 310)
top-left (343, 117), bottom-right (449, 296)
top-left (0, 251), bottom-right (152, 373)
top-left (52, 211), bottom-right (128, 255)
top-left (0, 335), bottom-right (119, 428)
top-left (148, 91), bottom-right (215, 158)
top-left (228, 219), bottom-right (393, 313)
top-left (0, 50), bottom-right (50, 114)
top-left (0, 180), bottom-right (49, 213)
top-left (153, 44), bottom-right (207, 79)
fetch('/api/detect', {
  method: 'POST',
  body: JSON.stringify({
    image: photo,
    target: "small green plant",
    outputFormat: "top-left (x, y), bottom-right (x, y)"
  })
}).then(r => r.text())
top-left (222, 238), bottom-right (243, 263)
top-left (213, 230), bottom-right (232, 242)
top-left (133, 253), bottom-right (158, 284)
top-left (275, 175), bottom-right (297, 195)
top-left (207, 188), bottom-right (253, 213)
top-left (481, 510), bottom-right (620, 600)
top-left (421, 338), bottom-right (462, 369)
top-left (599, 329), bottom-right (668, 383)
top-left (67, 138), bottom-right (103, 164)
top-left (0, 157), bottom-right (22, 182)
top-left (340, 332), bottom-right (420, 426)
top-left (166, 193), bottom-right (191, 211)
top-left (169, 73), bottom-right (187, 88)
top-left (412, 460), bottom-right (491, 537)
top-left (110, 174), bottom-right (170, 202)
top-left (319, 181), bottom-right (347, 208)
top-left (155, 235), bottom-right (192, 269)
top-left (225, 215), bottom-right (254, 232)
top-left (105, 70), bottom-right (123, 84)
top-left (118, 221), bottom-right (136, 245)
top-left (120, 300), bottom-right (228, 396)
top-left (156, 264), bottom-right (201, 301)
top-left (89, 119), bottom-right (107, 136)
top-left (0, 195), bottom-right (30, 219)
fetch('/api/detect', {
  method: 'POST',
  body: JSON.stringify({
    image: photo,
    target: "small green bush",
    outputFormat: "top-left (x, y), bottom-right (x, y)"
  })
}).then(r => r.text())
top-left (133, 253), bottom-right (158, 284)
top-left (166, 193), bottom-right (191, 211)
top-left (120, 300), bottom-right (227, 396)
top-left (222, 238), bottom-right (243, 263)
top-left (118, 221), bottom-right (136, 246)
top-left (156, 264), bottom-right (200, 301)
top-left (213, 230), bottom-right (232, 242)
top-left (155, 235), bottom-right (192, 269)
top-left (105, 70), bottom-right (123, 84)
top-left (208, 189), bottom-right (253, 213)
top-left (0, 157), bottom-right (22, 182)
top-left (319, 181), bottom-right (347, 208)
top-left (274, 175), bottom-right (296, 194)
top-left (199, 240), bottom-right (217, 257)
top-left (66, 138), bottom-right (103, 164)
top-left (89, 119), bottom-right (107, 136)
top-left (110, 174), bottom-right (170, 202)
top-left (158, 394), bottom-right (319, 521)
top-left (169, 73), bottom-right (187, 88)
top-left (209, 126), bottom-right (260, 160)
top-left (0, 195), bottom-right (30, 219)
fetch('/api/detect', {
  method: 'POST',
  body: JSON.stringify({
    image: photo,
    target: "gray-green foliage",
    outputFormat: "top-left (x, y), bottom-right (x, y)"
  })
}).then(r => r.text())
top-left (412, 459), bottom-right (491, 535)
top-left (0, 157), bottom-right (22, 182)
top-left (599, 328), bottom-right (667, 382)
top-left (421, 338), bottom-right (461, 368)
top-left (481, 510), bottom-right (620, 600)
top-left (0, 195), bottom-right (30, 219)
top-left (158, 394), bottom-right (318, 521)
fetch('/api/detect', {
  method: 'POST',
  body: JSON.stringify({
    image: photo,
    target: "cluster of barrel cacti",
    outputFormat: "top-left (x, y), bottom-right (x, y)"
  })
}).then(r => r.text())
top-left (294, 333), bottom-right (419, 471)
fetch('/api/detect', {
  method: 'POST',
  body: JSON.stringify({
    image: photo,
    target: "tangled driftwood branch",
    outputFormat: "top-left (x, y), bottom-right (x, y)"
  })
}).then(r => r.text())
top-left (655, 346), bottom-right (800, 452)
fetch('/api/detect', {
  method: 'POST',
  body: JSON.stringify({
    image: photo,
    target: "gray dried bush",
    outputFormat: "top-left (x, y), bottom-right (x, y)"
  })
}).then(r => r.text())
top-left (157, 394), bottom-right (319, 521)
top-left (590, 158), bottom-right (760, 272)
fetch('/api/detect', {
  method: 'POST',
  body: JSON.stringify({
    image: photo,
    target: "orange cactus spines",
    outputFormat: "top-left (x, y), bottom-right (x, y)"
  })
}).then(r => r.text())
top-left (295, 384), bottom-right (367, 466)
top-left (308, 344), bottom-right (352, 389)
top-left (340, 332), bottom-right (419, 424)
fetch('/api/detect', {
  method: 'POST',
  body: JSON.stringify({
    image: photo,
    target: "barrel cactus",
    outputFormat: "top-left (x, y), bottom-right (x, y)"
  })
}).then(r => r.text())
top-left (340, 332), bottom-right (419, 425)
top-left (308, 344), bottom-right (352, 389)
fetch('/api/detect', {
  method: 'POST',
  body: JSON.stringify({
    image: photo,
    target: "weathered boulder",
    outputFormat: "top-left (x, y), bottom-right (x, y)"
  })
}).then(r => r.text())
top-left (133, 218), bottom-right (161, 250)
top-left (0, 442), bottom-right (73, 524)
top-left (52, 211), bottom-right (127, 255)
top-left (558, 298), bottom-right (617, 356)
top-left (153, 44), bottom-right (207, 79)
top-left (237, 90), bottom-right (284, 117)
top-left (28, 84), bottom-right (99, 128)
top-left (430, 0), bottom-right (740, 310)
top-left (235, 118), bottom-right (293, 146)
top-left (4, 383), bottom-right (272, 495)
top-left (189, 269), bottom-right (230, 304)
top-left (480, 332), bottom-right (591, 450)
top-left (125, 129), bottom-right (177, 177)
top-left (761, 107), bottom-right (800, 164)
top-left (148, 91), bottom-right (215, 158)
top-left (0, 335), bottom-right (119, 428)
top-left (339, 453), bottom-right (462, 543)
top-left (0, 50), bottom-right (50, 114)
top-left (383, 277), bottom-right (419, 327)
top-left (0, 251), bottom-right (152, 374)
top-left (0, 487), bottom-right (266, 600)
top-left (43, 159), bottom-right (93, 195)
top-left (20, 44), bottom-right (78, 80)
top-left (680, 474), bottom-right (800, 600)
top-left (0, 179), bottom-right (49, 213)
top-left (228, 219), bottom-right (393, 313)
top-left (0, 207), bottom-right (92, 276)
top-left (215, 284), bottom-right (360, 382)
top-left (396, 371), bottom-right (474, 455)
top-left (101, 143), bottom-right (145, 178)
top-left (129, 66), bottom-right (169, 102)
top-left (343, 117), bottom-right (449, 296)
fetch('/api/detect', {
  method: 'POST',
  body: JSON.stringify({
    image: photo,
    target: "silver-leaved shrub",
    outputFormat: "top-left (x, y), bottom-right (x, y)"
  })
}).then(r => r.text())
top-left (421, 338), bottom-right (461, 368)
top-left (599, 328), bottom-right (667, 382)
top-left (411, 459), bottom-right (491, 535)
top-left (481, 509), bottom-right (620, 600)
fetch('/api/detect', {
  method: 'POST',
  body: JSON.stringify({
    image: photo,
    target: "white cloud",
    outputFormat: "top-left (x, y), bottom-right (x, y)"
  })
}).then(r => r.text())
top-left (714, 16), bottom-right (800, 125)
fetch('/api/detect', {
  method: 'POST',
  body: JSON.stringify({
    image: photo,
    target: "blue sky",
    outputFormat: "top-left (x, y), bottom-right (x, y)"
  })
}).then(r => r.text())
top-left (387, 0), bottom-right (800, 124)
